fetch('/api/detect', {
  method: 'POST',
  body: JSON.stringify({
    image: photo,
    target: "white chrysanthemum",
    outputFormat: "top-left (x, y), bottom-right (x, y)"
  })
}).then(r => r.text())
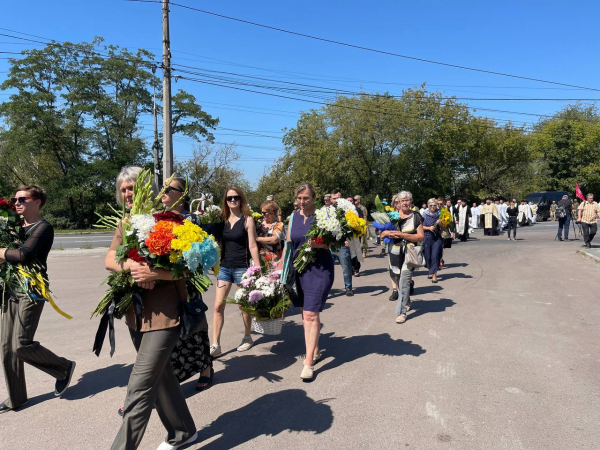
top-left (335, 198), bottom-right (358, 215)
top-left (315, 206), bottom-right (343, 240)
top-left (234, 289), bottom-right (245, 301)
top-left (254, 276), bottom-right (271, 289)
top-left (205, 204), bottom-right (221, 214)
top-left (129, 214), bottom-right (156, 242)
top-left (261, 286), bottom-right (275, 297)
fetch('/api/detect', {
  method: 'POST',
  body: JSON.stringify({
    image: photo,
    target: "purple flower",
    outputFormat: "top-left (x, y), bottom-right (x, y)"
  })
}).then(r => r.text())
top-left (246, 266), bottom-right (262, 277)
top-left (241, 278), bottom-right (253, 288)
top-left (248, 290), bottom-right (264, 304)
top-left (268, 271), bottom-right (281, 282)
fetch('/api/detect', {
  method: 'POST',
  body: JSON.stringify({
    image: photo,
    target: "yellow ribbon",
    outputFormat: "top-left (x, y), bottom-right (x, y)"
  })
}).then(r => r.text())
top-left (17, 267), bottom-right (73, 320)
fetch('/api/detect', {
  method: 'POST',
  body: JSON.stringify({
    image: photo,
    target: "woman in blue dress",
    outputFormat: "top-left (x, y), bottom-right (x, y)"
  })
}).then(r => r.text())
top-left (282, 183), bottom-right (334, 381)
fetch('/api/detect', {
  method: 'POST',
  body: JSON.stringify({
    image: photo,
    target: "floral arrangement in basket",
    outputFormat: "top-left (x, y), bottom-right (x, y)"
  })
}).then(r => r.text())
top-left (294, 198), bottom-right (366, 273)
top-left (439, 207), bottom-right (453, 228)
top-left (196, 204), bottom-right (222, 225)
top-left (227, 266), bottom-right (290, 321)
top-left (91, 169), bottom-right (220, 320)
top-left (0, 198), bottom-right (72, 319)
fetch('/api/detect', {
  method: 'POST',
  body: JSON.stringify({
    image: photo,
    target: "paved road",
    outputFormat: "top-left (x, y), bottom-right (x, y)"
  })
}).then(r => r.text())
top-left (1, 224), bottom-right (599, 449)
top-left (53, 233), bottom-right (114, 249)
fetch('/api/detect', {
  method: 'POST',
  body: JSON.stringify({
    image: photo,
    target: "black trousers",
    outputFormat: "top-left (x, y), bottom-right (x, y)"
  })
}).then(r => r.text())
top-left (581, 222), bottom-right (597, 245)
top-left (506, 217), bottom-right (517, 239)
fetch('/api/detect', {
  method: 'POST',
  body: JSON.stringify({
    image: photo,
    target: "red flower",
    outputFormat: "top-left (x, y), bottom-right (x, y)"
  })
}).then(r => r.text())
top-left (314, 236), bottom-right (324, 245)
top-left (127, 248), bottom-right (145, 263)
top-left (153, 211), bottom-right (184, 224)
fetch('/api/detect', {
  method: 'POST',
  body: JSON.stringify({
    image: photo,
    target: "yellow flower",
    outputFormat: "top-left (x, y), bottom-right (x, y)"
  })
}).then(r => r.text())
top-left (171, 221), bottom-right (206, 253)
top-left (385, 205), bottom-right (393, 212)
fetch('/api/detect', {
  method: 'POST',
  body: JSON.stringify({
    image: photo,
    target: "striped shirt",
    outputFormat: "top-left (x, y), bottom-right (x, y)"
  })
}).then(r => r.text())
top-left (578, 201), bottom-right (600, 224)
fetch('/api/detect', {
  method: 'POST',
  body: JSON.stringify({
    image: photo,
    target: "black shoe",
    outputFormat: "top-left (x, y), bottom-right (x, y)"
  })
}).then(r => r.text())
top-left (118, 405), bottom-right (124, 417)
top-left (587, 243), bottom-right (592, 249)
top-left (196, 367), bottom-right (215, 392)
top-left (409, 280), bottom-right (415, 296)
top-left (55, 361), bottom-right (76, 397)
top-left (345, 289), bottom-right (354, 297)
top-left (558, 238), bottom-right (563, 241)
top-left (389, 289), bottom-right (399, 301)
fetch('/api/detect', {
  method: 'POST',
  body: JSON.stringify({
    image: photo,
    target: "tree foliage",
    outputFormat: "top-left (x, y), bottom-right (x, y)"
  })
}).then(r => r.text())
top-left (0, 39), bottom-right (219, 228)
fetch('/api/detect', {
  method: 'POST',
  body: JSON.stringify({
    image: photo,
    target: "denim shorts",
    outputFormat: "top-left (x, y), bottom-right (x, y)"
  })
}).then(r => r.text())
top-left (216, 266), bottom-right (246, 284)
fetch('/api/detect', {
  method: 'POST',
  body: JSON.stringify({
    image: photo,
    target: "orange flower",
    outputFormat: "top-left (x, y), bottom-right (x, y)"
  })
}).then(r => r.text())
top-left (145, 221), bottom-right (175, 255)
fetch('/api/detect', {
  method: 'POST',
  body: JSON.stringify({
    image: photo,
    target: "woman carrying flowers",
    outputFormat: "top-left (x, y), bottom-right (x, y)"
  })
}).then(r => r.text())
top-left (161, 177), bottom-right (214, 393)
top-left (210, 185), bottom-right (261, 357)
top-left (106, 166), bottom-right (197, 450)
top-left (422, 198), bottom-right (444, 284)
top-left (379, 191), bottom-right (424, 324)
top-left (0, 185), bottom-right (76, 414)
top-left (279, 183), bottom-right (334, 381)
top-left (256, 199), bottom-right (285, 269)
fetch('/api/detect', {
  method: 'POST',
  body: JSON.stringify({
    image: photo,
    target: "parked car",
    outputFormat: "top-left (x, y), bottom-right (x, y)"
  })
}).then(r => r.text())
top-left (525, 191), bottom-right (569, 221)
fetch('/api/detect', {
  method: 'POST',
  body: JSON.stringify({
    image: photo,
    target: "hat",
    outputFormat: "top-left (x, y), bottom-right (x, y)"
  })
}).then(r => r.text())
top-left (562, 194), bottom-right (568, 198)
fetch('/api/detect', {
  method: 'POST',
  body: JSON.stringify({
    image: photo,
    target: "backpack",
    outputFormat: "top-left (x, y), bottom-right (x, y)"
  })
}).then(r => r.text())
top-left (556, 206), bottom-right (567, 219)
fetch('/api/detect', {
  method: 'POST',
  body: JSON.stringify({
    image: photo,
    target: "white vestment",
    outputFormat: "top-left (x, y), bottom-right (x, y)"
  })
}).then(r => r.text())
top-left (530, 204), bottom-right (538, 223)
top-left (518, 204), bottom-right (532, 225)
top-left (457, 205), bottom-right (468, 235)
top-left (471, 206), bottom-right (480, 229)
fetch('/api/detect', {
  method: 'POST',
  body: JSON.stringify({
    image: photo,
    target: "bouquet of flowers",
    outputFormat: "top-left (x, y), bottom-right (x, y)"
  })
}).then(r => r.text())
top-left (439, 208), bottom-right (453, 228)
top-left (370, 195), bottom-right (399, 245)
top-left (294, 198), bottom-right (366, 273)
top-left (0, 198), bottom-right (72, 319)
top-left (251, 211), bottom-right (262, 224)
top-left (196, 204), bottom-right (222, 225)
top-left (91, 169), bottom-right (220, 320)
top-left (227, 266), bottom-right (290, 320)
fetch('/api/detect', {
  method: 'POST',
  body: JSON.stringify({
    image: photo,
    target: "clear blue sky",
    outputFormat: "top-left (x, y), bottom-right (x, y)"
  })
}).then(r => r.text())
top-left (2, 0), bottom-right (599, 186)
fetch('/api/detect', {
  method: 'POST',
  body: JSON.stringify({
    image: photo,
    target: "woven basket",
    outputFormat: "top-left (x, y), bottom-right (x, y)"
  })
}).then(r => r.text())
top-left (252, 316), bottom-right (285, 335)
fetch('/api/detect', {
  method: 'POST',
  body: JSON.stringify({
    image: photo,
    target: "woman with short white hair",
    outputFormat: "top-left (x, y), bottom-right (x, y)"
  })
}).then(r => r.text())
top-left (380, 191), bottom-right (424, 324)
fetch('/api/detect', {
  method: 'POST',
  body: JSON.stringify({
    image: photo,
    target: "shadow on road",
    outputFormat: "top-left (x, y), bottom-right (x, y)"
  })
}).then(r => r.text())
top-left (412, 284), bottom-right (443, 296)
top-left (442, 262), bottom-right (469, 268)
top-left (358, 267), bottom-right (388, 276)
top-left (18, 392), bottom-right (55, 410)
top-left (408, 298), bottom-right (456, 322)
top-left (438, 273), bottom-right (473, 281)
top-left (198, 389), bottom-right (333, 449)
top-left (64, 363), bottom-right (132, 400)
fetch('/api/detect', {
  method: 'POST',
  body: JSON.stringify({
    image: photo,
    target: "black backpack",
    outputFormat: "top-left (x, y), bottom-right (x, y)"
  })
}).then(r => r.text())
top-left (556, 205), bottom-right (566, 219)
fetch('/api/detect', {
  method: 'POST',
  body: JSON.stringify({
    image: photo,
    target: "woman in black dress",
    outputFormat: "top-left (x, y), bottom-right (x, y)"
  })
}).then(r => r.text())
top-left (281, 183), bottom-right (334, 381)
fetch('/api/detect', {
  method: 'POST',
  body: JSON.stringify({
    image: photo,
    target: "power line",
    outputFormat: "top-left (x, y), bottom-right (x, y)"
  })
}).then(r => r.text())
top-left (126, 0), bottom-right (600, 93)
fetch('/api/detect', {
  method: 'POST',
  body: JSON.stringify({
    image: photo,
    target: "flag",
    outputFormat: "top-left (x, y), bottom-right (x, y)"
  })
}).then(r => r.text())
top-left (576, 183), bottom-right (585, 201)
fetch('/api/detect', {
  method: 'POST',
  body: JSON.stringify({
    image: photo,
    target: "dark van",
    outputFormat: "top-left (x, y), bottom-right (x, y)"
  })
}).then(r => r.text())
top-left (525, 191), bottom-right (569, 221)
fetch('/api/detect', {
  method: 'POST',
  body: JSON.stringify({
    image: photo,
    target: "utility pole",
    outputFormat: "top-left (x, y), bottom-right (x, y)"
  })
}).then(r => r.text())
top-left (151, 65), bottom-right (161, 188)
top-left (162, 0), bottom-right (173, 179)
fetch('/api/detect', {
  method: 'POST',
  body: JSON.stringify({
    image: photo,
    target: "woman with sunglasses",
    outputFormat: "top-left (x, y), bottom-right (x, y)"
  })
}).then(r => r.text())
top-left (210, 185), bottom-right (260, 357)
top-left (107, 167), bottom-right (197, 450)
top-left (422, 198), bottom-right (444, 283)
top-left (256, 200), bottom-right (285, 270)
top-left (379, 191), bottom-right (424, 324)
top-left (0, 185), bottom-right (76, 414)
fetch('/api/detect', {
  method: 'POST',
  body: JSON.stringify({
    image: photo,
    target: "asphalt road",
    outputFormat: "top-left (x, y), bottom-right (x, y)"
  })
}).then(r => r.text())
top-left (1, 223), bottom-right (599, 449)
top-left (53, 232), bottom-right (114, 249)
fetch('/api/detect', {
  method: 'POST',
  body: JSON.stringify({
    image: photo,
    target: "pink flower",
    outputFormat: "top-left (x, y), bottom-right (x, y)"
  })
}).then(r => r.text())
top-left (245, 266), bottom-right (262, 277)
top-left (248, 290), bottom-right (263, 304)
top-left (241, 278), bottom-right (253, 288)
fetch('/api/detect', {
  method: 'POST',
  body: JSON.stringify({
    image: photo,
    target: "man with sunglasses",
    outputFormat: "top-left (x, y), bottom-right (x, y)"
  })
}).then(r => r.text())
top-left (330, 189), bottom-right (354, 296)
top-left (0, 185), bottom-right (76, 414)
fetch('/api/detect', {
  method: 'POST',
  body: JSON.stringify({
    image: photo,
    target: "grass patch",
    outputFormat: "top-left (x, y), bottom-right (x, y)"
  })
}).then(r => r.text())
top-left (52, 242), bottom-right (65, 251)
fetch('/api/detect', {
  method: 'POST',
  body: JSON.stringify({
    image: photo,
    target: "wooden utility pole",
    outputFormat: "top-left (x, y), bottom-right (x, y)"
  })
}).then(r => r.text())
top-left (162, 0), bottom-right (173, 179)
top-left (151, 65), bottom-right (160, 188)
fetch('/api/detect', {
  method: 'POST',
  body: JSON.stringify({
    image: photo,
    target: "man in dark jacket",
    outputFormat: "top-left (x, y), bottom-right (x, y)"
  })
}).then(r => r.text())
top-left (556, 195), bottom-right (572, 241)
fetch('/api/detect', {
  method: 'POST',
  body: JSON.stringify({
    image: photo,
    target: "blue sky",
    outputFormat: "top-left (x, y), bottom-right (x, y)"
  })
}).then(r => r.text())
top-left (2, 0), bottom-right (599, 186)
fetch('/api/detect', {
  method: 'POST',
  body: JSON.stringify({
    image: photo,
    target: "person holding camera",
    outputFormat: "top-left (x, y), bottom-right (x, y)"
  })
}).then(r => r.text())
top-left (556, 195), bottom-right (572, 241)
top-left (577, 193), bottom-right (600, 249)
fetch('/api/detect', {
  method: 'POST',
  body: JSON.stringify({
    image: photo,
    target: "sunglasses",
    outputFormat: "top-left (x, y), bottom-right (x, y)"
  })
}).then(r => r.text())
top-left (164, 186), bottom-right (183, 194)
top-left (226, 195), bottom-right (241, 202)
top-left (261, 211), bottom-right (273, 215)
top-left (11, 196), bottom-right (36, 204)
top-left (429, 204), bottom-right (437, 208)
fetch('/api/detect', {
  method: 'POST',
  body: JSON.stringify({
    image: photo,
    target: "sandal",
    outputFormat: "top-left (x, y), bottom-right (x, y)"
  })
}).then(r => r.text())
top-left (196, 367), bottom-right (214, 392)
top-left (209, 344), bottom-right (222, 358)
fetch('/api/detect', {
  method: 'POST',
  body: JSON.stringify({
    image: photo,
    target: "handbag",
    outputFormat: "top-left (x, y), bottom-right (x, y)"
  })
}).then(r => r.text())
top-left (178, 284), bottom-right (209, 338)
top-left (405, 243), bottom-right (424, 267)
top-left (280, 213), bottom-right (300, 305)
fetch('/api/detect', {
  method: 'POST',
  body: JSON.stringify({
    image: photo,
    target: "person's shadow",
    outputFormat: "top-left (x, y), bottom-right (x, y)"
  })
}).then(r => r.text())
top-left (408, 298), bottom-right (456, 321)
top-left (63, 363), bottom-right (132, 400)
top-left (198, 389), bottom-right (333, 449)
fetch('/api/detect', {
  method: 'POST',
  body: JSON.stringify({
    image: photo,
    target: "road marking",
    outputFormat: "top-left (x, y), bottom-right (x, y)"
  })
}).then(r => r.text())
top-left (533, 301), bottom-right (552, 305)
top-left (429, 329), bottom-right (440, 339)
top-left (425, 402), bottom-right (447, 428)
top-left (437, 362), bottom-right (456, 379)
top-left (504, 387), bottom-right (522, 394)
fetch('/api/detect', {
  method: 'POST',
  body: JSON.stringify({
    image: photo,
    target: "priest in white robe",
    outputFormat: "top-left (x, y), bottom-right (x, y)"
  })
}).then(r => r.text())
top-left (481, 199), bottom-right (499, 236)
top-left (518, 201), bottom-right (533, 226)
top-left (471, 202), bottom-right (480, 229)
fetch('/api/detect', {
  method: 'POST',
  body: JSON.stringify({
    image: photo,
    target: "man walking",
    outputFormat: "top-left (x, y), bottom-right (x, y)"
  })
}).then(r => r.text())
top-left (354, 195), bottom-right (370, 256)
top-left (550, 201), bottom-right (557, 221)
top-left (577, 193), bottom-right (600, 248)
top-left (455, 199), bottom-right (471, 242)
top-left (556, 194), bottom-right (572, 241)
top-left (331, 189), bottom-right (354, 296)
top-left (481, 199), bottom-right (499, 236)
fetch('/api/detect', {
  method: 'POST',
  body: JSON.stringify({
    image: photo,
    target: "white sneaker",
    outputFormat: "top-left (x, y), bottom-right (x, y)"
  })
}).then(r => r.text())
top-left (237, 336), bottom-right (254, 352)
top-left (209, 344), bottom-right (221, 357)
top-left (156, 432), bottom-right (198, 450)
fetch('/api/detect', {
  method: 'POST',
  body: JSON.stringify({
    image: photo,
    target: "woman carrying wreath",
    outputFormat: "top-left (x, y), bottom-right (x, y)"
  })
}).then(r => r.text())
top-left (107, 166), bottom-right (196, 450)
top-left (0, 185), bottom-right (76, 414)
top-left (255, 199), bottom-right (285, 270)
top-left (279, 183), bottom-right (334, 381)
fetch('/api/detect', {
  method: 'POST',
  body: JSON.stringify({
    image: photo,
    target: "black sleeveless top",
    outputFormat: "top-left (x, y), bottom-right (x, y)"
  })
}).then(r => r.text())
top-left (221, 216), bottom-right (250, 268)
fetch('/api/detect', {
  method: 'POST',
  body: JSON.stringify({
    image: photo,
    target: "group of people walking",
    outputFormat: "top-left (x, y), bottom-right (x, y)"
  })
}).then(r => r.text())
top-left (3, 173), bottom-right (599, 449)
